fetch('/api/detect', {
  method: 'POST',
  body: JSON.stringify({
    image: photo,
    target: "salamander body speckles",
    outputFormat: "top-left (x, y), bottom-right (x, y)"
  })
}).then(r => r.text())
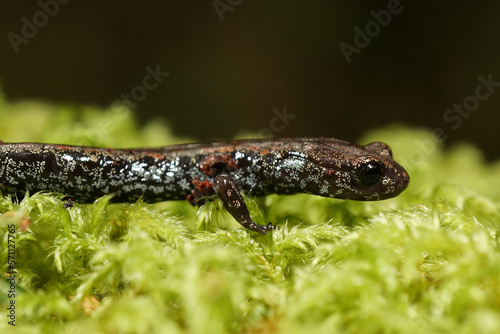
top-left (0, 138), bottom-right (409, 234)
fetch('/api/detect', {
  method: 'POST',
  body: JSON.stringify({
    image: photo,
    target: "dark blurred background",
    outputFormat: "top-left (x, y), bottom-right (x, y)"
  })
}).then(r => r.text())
top-left (1, 1), bottom-right (500, 159)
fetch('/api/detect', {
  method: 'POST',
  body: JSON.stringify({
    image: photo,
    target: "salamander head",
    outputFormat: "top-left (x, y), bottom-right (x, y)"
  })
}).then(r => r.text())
top-left (342, 141), bottom-right (409, 200)
top-left (274, 139), bottom-right (410, 201)
top-left (315, 140), bottom-right (409, 200)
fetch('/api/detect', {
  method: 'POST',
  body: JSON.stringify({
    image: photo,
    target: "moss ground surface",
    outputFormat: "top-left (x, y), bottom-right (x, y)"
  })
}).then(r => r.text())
top-left (1, 96), bottom-right (500, 333)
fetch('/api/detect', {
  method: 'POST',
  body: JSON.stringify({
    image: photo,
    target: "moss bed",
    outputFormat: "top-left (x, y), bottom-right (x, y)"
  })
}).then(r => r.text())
top-left (1, 95), bottom-right (500, 333)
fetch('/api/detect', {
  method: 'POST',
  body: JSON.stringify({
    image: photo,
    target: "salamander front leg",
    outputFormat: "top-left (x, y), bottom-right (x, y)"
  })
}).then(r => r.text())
top-left (213, 172), bottom-right (275, 235)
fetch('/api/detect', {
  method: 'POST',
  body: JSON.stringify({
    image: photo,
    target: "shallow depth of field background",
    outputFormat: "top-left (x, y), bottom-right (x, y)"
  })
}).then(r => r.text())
top-left (1, 1), bottom-right (500, 159)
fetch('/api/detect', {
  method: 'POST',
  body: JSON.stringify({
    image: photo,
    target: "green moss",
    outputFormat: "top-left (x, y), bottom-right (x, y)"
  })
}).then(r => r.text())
top-left (1, 95), bottom-right (500, 333)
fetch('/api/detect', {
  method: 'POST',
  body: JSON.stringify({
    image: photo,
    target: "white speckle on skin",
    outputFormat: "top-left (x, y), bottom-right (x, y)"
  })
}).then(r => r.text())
top-left (178, 178), bottom-right (191, 191)
top-left (382, 176), bottom-right (390, 185)
top-left (319, 183), bottom-right (329, 195)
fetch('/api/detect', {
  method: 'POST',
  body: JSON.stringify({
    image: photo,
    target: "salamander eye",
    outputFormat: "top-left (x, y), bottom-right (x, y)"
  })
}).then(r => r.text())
top-left (352, 162), bottom-right (384, 188)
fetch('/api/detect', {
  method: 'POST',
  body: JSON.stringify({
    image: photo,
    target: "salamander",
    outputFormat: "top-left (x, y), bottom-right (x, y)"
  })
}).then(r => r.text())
top-left (0, 138), bottom-right (410, 235)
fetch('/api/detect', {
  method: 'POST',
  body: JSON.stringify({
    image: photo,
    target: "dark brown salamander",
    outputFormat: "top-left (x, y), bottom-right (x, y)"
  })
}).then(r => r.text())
top-left (0, 138), bottom-right (409, 235)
